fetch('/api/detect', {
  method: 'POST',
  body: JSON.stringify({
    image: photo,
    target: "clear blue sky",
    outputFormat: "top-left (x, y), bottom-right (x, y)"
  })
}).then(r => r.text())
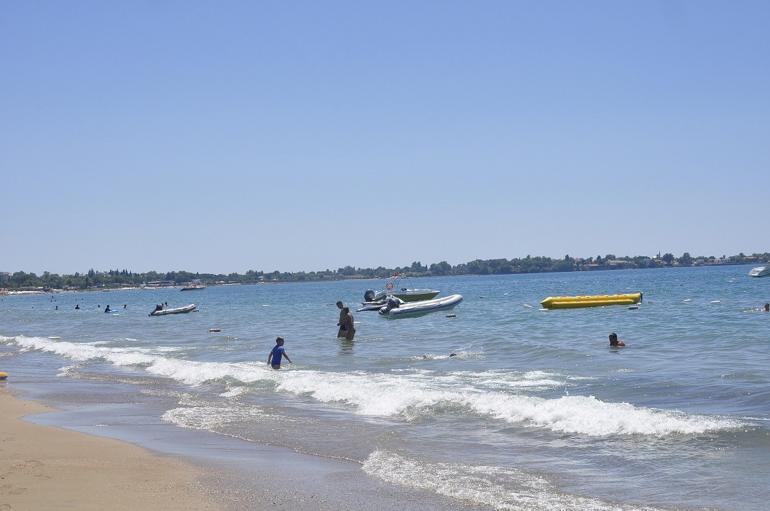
top-left (2, 1), bottom-right (769, 274)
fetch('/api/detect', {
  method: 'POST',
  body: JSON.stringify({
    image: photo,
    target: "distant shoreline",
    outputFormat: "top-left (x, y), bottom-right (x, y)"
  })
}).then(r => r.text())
top-left (2, 258), bottom-right (766, 295)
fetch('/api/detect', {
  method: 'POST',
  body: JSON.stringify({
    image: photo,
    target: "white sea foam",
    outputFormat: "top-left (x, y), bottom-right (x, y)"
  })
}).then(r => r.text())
top-left (362, 450), bottom-right (661, 511)
top-left (410, 351), bottom-right (483, 361)
top-left (1, 335), bottom-right (742, 437)
top-left (220, 386), bottom-right (249, 398)
top-left (162, 404), bottom-right (280, 431)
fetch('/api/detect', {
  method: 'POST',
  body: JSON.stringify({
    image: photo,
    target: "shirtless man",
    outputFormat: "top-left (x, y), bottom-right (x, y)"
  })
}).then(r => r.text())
top-left (341, 307), bottom-right (356, 341)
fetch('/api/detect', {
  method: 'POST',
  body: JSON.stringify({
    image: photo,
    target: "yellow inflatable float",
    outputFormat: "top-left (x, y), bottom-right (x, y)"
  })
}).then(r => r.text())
top-left (0, 372), bottom-right (8, 380)
top-left (540, 292), bottom-right (643, 309)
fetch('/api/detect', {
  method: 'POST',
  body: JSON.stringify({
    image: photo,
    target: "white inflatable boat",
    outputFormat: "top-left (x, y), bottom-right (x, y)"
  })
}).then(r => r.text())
top-left (149, 304), bottom-right (197, 316)
top-left (378, 294), bottom-right (463, 319)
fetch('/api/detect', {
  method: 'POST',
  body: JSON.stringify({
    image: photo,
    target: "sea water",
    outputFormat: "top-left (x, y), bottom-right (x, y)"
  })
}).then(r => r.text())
top-left (1, 265), bottom-right (769, 510)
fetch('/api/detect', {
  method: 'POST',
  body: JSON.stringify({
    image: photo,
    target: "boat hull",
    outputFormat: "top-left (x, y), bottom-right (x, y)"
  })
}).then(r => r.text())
top-left (540, 293), bottom-right (642, 310)
top-left (150, 304), bottom-right (197, 316)
top-left (380, 294), bottom-right (463, 318)
top-left (748, 266), bottom-right (770, 277)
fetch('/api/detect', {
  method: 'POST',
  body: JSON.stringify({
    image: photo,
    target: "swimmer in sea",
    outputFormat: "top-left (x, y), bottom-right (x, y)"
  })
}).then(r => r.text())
top-left (609, 332), bottom-right (626, 348)
top-left (764, 303), bottom-right (769, 312)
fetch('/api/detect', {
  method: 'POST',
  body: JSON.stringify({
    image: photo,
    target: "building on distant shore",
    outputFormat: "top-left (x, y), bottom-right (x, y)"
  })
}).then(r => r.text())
top-left (144, 280), bottom-right (176, 288)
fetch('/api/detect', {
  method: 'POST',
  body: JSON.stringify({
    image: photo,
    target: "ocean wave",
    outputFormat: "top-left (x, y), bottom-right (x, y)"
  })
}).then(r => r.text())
top-left (362, 450), bottom-right (662, 511)
top-left (1, 335), bottom-right (742, 437)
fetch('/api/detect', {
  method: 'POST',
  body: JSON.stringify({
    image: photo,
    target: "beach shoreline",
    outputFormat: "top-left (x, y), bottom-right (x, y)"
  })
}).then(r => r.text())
top-left (1, 381), bottom-right (481, 511)
top-left (0, 387), bottom-right (221, 511)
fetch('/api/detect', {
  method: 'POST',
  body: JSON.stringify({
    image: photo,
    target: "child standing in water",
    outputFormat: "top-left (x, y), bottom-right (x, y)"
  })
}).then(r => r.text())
top-left (267, 337), bottom-right (292, 369)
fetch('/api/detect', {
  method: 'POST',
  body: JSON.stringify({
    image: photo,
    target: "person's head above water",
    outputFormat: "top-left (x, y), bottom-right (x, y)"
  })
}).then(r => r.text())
top-left (609, 333), bottom-right (619, 346)
top-left (336, 301), bottom-right (344, 309)
top-left (276, 336), bottom-right (284, 346)
top-left (764, 303), bottom-right (769, 312)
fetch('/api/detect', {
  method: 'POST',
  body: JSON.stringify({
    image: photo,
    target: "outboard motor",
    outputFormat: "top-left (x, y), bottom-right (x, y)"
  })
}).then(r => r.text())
top-left (364, 289), bottom-right (376, 302)
top-left (386, 297), bottom-right (400, 310)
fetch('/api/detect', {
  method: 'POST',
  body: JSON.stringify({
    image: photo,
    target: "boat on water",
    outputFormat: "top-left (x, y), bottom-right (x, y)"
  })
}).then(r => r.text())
top-left (181, 280), bottom-right (207, 291)
top-left (149, 304), bottom-right (197, 316)
top-left (357, 299), bottom-right (392, 312)
top-left (379, 294), bottom-right (463, 318)
top-left (748, 266), bottom-right (770, 277)
top-left (365, 275), bottom-right (440, 303)
top-left (540, 292), bottom-right (643, 310)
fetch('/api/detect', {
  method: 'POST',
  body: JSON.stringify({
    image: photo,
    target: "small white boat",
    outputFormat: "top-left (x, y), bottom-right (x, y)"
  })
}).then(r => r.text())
top-left (365, 275), bottom-right (440, 303)
top-left (748, 266), bottom-right (770, 277)
top-left (149, 304), bottom-right (197, 316)
top-left (181, 280), bottom-right (207, 291)
top-left (379, 294), bottom-right (463, 319)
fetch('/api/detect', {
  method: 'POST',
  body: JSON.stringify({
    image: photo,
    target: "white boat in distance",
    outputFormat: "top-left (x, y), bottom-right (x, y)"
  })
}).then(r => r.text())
top-left (181, 280), bottom-right (207, 291)
top-left (748, 266), bottom-right (770, 277)
top-left (149, 304), bottom-right (197, 316)
top-left (379, 294), bottom-right (463, 319)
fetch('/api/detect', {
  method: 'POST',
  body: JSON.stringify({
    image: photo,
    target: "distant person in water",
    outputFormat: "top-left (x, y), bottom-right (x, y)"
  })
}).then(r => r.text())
top-left (609, 332), bottom-right (625, 347)
top-left (267, 337), bottom-right (292, 369)
top-left (123, 304), bottom-right (127, 309)
top-left (104, 305), bottom-right (111, 313)
top-left (340, 307), bottom-right (356, 340)
top-left (336, 301), bottom-right (346, 337)
top-left (764, 303), bottom-right (769, 312)
top-left (75, 304), bottom-right (80, 310)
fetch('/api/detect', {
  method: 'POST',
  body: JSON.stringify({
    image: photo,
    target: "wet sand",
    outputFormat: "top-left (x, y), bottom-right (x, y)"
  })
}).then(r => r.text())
top-left (0, 388), bottom-right (220, 511)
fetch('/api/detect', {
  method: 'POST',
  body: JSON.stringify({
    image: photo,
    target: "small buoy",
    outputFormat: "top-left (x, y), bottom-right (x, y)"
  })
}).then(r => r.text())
top-left (446, 314), bottom-right (457, 318)
top-left (209, 328), bottom-right (221, 333)
top-left (0, 372), bottom-right (8, 380)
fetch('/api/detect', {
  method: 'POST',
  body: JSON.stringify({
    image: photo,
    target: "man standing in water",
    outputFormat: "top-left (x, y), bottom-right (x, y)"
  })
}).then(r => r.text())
top-left (267, 337), bottom-right (292, 369)
top-left (336, 301), bottom-right (347, 338)
top-left (341, 307), bottom-right (356, 341)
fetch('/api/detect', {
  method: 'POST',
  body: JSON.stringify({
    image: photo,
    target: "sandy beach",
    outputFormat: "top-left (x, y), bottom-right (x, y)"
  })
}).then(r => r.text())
top-left (0, 388), bottom-right (220, 511)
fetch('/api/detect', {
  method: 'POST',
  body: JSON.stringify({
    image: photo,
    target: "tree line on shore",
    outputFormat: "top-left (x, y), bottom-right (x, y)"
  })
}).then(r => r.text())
top-left (2, 252), bottom-right (768, 291)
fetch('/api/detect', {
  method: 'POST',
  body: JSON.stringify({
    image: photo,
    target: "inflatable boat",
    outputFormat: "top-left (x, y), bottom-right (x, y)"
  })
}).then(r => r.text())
top-left (149, 304), bottom-right (197, 316)
top-left (540, 293), bottom-right (642, 310)
top-left (379, 294), bottom-right (463, 318)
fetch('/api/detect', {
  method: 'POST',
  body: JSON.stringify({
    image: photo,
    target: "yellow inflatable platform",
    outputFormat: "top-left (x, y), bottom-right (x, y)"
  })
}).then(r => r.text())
top-left (540, 292), bottom-right (643, 309)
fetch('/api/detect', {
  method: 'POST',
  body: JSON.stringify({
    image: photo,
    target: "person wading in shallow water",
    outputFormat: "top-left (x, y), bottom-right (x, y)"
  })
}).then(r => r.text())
top-left (336, 301), bottom-right (347, 338)
top-left (267, 337), bottom-right (292, 369)
top-left (340, 307), bottom-right (356, 341)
